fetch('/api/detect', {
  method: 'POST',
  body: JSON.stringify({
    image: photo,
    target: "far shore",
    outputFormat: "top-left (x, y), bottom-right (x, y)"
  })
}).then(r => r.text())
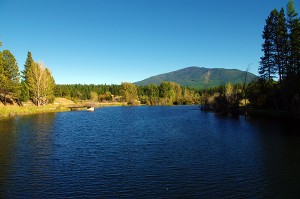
top-left (0, 98), bottom-right (127, 118)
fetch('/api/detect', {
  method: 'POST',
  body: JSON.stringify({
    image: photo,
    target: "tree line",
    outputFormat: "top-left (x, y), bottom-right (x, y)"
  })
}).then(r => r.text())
top-left (54, 82), bottom-right (200, 105)
top-left (0, 39), bottom-right (200, 107)
top-left (0, 42), bottom-right (201, 106)
top-left (0, 43), bottom-right (55, 106)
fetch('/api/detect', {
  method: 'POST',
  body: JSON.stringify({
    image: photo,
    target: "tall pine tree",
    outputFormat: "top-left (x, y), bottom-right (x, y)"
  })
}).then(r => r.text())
top-left (20, 51), bottom-right (34, 101)
top-left (22, 51), bottom-right (34, 80)
top-left (259, 10), bottom-right (277, 81)
top-left (287, 0), bottom-right (300, 76)
top-left (275, 8), bottom-right (289, 83)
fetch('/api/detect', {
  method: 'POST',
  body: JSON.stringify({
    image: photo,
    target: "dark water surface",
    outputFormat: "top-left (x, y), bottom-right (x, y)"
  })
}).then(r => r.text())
top-left (0, 106), bottom-right (300, 198)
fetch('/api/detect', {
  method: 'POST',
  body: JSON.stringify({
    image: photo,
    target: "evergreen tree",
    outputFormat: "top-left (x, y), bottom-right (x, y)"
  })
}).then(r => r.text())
top-left (20, 80), bottom-right (30, 102)
top-left (260, 8), bottom-right (289, 83)
top-left (23, 51), bottom-right (34, 79)
top-left (287, 0), bottom-right (300, 76)
top-left (259, 10), bottom-right (277, 81)
top-left (0, 50), bottom-right (20, 104)
top-left (20, 51), bottom-right (34, 101)
top-left (275, 8), bottom-right (289, 83)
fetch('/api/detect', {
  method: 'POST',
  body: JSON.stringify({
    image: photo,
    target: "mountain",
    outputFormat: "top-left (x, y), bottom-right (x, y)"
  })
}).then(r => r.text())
top-left (134, 66), bottom-right (257, 88)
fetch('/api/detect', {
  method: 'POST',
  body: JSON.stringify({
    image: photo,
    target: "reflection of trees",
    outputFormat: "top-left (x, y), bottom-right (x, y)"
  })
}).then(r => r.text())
top-left (29, 113), bottom-right (56, 148)
top-left (0, 113), bottom-right (56, 197)
top-left (18, 113), bottom-right (56, 176)
top-left (0, 118), bottom-right (18, 197)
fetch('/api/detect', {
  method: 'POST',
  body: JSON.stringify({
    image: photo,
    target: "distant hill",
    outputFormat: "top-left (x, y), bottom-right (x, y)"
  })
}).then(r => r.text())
top-left (134, 66), bottom-right (257, 89)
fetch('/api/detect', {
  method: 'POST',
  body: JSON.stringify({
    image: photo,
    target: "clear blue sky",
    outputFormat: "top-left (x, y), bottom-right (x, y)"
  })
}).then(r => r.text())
top-left (1, 0), bottom-right (299, 84)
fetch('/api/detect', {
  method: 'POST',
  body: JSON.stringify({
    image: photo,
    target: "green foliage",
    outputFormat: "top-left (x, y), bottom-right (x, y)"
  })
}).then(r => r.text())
top-left (0, 50), bottom-right (20, 104)
top-left (20, 80), bottom-right (30, 102)
top-left (120, 82), bottom-right (138, 105)
top-left (287, 0), bottom-right (300, 76)
top-left (54, 84), bottom-right (121, 101)
top-left (23, 51), bottom-right (34, 80)
top-left (54, 82), bottom-right (199, 106)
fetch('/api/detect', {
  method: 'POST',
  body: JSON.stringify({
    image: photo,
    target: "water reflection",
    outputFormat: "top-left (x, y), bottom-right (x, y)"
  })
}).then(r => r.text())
top-left (0, 113), bottom-right (56, 198)
top-left (0, 107), bottom-right (300, 198)
top-left (0, 118), bottom-right (18, 197)
top-left (244, 116), bottom-right (300, 198)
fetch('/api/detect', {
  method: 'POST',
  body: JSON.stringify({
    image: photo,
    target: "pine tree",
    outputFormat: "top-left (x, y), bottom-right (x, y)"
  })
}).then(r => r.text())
top-left (20, 51), bottom-right (34, 101)
top-left (20, 80), bottom-right (30, 102)
top-left (275, 8), bottom-right (289, 83)
top-left (0, 50), bottom-right (20, 104)
top-left (259, 9), bottom-right (278, 81)
top-left (23, 51), bottom-right (34, 79)
top-left (287, 0), bottom-right (300, 76)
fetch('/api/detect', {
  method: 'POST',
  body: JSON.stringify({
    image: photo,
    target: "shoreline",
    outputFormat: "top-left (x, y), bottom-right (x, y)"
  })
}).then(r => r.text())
top-left (0, 101), bottom-right (128, 119)
top-left (0, 104), bottom-right (70, 118)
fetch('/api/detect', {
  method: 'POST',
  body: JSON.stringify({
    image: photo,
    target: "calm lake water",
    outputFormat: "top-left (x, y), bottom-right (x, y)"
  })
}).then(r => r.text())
top-left (0, 106), bottom-right (300, 198)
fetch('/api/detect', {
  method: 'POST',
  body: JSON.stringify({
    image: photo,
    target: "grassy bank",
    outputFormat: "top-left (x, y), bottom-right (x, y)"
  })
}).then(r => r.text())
top-left (0, 98), bottom-right (73, 118)
top-left (0, 104), bottom-right (70, 118)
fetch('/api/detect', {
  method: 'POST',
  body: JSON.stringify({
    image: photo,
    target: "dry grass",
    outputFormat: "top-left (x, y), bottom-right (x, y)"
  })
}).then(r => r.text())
top-left (0, 98), bottom-right (127, 118)
top-left (98, 101), bottom-right (127, 107)
top-left (54, 98), bottom-right (75, 105)
top-left (0, 104), bottom-right (69, 118)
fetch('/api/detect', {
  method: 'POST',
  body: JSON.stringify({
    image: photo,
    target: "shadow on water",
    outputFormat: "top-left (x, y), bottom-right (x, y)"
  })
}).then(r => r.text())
top-left (0, 113), bottom-right (56, 198)
top-left (0, 118), bottom-right (18, 198)
top-left (244, 116), bottom-right (300, 198)
top-left (246, 114), bottom-right (300, 135)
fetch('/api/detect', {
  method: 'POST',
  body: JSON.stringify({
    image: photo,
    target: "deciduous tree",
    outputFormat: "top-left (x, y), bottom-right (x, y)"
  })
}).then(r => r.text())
top-left (120, 82), bottom-right (138, 105)
top-left (27, 62), bottom-right (55, 106)
top-left (90, 91), bottom-right (98, 102)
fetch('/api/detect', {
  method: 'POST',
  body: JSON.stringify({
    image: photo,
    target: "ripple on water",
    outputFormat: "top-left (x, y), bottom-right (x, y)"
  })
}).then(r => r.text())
top-left (0, 106), bottom-right (300, 198)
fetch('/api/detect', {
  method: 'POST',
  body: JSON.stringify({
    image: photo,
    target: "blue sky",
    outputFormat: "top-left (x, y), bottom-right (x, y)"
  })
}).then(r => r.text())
top-left (1, 0), bottom-right (299, 84)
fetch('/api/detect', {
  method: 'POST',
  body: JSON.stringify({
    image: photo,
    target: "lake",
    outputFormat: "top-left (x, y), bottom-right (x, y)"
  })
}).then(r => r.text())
top-left (0, 106), bottom-right (300, 198)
